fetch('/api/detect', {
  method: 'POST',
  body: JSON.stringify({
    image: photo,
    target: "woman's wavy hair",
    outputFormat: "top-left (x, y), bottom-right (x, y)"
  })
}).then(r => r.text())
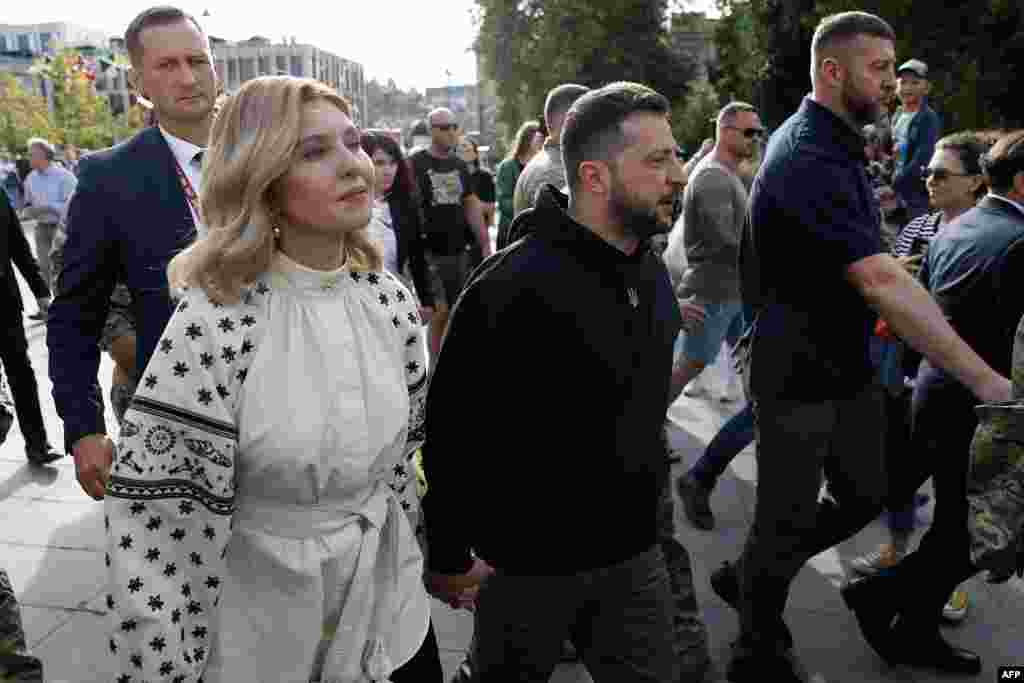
top-left (168, 76), bottom-right (381, 302)
top-left (507, 120), bottom-right (540, 162)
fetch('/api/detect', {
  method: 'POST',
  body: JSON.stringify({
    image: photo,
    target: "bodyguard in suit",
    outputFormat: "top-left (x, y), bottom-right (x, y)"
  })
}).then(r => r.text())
top-left (0, 189), bottom-right (62, 465)
top-left (48, 6), bottom-right (219, 500)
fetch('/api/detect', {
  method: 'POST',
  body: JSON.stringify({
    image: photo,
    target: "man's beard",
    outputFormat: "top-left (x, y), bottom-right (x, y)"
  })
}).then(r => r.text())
top-left (842, 77), bottom-right (882, 126)
top-left (609, 177), bottom-right (672, 240)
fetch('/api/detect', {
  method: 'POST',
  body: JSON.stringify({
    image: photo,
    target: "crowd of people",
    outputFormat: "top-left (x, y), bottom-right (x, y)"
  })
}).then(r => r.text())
top-left (1, 5), bottom-right (1023, 683)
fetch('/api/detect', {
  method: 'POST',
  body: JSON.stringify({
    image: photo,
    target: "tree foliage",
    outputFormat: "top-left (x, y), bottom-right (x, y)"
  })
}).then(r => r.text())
top-left (31, 49), bottom-right (120, 149)
top-left (712, 0), bottom-right (1024, 131)
top-left (0, 74), bottom-right (58, 154)
top-left (473, 0), bottom-right (700, 148)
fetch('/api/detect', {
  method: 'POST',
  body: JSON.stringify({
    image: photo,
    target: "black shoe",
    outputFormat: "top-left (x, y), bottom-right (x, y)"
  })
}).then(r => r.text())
top-left (26, 447), bottom-right (63, 466)
top-left (677, 473), bottom-right (715, 530)
top-left (711, 562), bottom-right (794, 650)
top-left (726, 637), bottom-right (804, 683)
top-left (840, 576), bottom-right (899, 662)
top-left (0, 410), bottom-right (13, 445)
top-left (891, 621), bottom-right (982, 675)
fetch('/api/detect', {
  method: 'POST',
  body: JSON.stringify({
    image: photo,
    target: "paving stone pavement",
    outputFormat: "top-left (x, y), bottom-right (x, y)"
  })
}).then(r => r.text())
top-left (3, 221), bottom-right (1022, 681)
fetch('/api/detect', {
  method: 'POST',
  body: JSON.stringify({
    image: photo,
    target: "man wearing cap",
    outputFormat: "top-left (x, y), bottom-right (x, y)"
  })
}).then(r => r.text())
top-left (891, 59), bottom-right (942, 221)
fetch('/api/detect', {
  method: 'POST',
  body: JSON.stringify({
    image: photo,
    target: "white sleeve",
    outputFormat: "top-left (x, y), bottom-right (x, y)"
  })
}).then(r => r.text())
top-left (105, 289), bottom-right (256, 682)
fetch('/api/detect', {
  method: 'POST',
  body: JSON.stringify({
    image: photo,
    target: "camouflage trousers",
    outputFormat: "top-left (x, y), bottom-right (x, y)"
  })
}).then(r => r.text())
top-left (0, 569), bottom-right (42, 682)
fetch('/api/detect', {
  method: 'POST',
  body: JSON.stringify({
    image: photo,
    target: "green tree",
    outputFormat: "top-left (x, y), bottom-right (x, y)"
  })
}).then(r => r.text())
top-left (473, 0), bottom-right (699, 149)
top-left (0, 74), bottom-right (57, 154)
top-left (675, 79), bottom-right (721, 153)
top-left (31, 49), bottom-right (119, 148)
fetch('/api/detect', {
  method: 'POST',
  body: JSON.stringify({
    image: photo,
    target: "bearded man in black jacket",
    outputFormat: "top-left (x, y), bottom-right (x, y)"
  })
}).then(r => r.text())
top-left (422, 82), bottom-right (693, 682)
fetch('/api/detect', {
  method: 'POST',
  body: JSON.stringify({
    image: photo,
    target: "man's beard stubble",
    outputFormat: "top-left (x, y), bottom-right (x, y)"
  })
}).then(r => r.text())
top-left (842, 78), bottom-right (883, 127)
top-left (610, 180), bottom-right (672, 241)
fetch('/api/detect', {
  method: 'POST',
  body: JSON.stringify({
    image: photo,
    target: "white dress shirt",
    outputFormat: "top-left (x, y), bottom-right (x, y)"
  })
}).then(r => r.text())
top-left (160, 127), bottom-right (206, 237)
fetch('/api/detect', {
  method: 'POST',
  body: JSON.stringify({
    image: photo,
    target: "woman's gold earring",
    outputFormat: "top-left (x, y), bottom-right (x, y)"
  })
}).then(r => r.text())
top-left (272, 226), bottom-right (281, 239)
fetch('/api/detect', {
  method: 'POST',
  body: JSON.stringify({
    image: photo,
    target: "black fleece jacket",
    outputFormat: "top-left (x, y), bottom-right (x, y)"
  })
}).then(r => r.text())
top-left (422, 185), bottom-right (682, 575)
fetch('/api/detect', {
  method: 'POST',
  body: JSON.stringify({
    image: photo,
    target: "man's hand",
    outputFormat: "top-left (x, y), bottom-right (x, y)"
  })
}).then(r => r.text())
top-left (975, 374), bottom-right (1013, 405)
top-left (678, 298), bottom-right (706, 333)
top-left (72, 434), bottom-right (114, 500)
top-left (425, 557), bottom-right (494, 610)
top-left (896, 254), bottom-right (924, 277)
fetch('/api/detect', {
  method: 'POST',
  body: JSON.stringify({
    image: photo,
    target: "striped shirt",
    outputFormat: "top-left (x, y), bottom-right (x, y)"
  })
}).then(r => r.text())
top-left (893, 211), bottom-right (943, 258)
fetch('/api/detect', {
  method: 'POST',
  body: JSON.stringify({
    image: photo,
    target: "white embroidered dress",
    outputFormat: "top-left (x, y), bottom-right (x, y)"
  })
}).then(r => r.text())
top-left (104, 253), bottom-right (430, 683)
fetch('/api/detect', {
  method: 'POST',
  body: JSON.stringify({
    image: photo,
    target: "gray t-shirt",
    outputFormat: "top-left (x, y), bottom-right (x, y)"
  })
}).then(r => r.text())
top-left (675, 156), bottom-right (748, 302)
top-left (513, 141), bottom-right (566, 215)
top-left (892, 110), bottom-right (916, 180)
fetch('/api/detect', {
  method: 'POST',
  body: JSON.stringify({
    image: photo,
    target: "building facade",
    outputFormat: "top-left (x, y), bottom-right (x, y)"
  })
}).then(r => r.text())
top-left (212, 37), bottom-right (367, 124)
top-left (0, 22), bottom-right (110, 56)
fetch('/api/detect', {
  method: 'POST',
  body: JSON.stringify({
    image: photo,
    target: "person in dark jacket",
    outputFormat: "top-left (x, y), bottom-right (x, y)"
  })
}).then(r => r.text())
top-left (361, 130), bottom-right (436, 320)
top-left (890, 59), bottom-right (942, 221)
top-left (0, 189), bottom-right (62, 465)
top-left (422, 82), bottom-right (691, 682)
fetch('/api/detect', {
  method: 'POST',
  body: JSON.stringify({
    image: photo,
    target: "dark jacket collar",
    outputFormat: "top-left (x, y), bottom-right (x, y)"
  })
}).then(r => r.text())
top-left (799, 97), bottom-right (867, 162)
top-left (513, 185), bottom-right (650, 265)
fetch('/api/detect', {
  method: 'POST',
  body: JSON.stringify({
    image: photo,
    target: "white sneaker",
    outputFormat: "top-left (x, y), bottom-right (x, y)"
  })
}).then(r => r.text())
top-left (850, 545), bottom-right (905, 576)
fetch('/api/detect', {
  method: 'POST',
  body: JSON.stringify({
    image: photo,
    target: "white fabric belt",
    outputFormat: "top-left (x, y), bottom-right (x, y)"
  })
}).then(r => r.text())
top-left (234, 483), bottom-right (401, 683)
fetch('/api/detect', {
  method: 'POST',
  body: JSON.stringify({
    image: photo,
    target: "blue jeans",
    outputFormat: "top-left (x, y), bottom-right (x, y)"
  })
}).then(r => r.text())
top-left (674, 300), bottom-right (744, 366)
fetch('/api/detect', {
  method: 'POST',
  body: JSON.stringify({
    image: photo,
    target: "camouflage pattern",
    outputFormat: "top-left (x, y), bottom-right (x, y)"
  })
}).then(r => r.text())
top-left (966, 313), bottom-right (1024, 582)
top-left (0, 569), bottom-right (42, 682)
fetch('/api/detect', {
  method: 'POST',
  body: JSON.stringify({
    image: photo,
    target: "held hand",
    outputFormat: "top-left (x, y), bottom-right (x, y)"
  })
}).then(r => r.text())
top-left (975, 375), bottom-right (1013, 405)
top-left (425, 557), bottom-right (494, 610)
top-left (72, 434), bottom-right (114, 500)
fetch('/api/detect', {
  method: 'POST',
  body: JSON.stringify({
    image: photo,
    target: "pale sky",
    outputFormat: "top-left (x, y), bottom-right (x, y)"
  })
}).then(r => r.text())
top-left (5, 0), bottom-right (717, 92)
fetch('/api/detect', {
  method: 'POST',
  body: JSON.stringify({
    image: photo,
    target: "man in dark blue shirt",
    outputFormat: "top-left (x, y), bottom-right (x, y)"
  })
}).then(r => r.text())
top-left (720, 11), bottom-right (1013, 683)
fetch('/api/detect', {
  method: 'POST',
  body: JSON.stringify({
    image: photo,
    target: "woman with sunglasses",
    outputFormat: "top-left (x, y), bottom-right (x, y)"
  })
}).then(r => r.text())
top-left (361, 131), bottom-right (436, 324)
top-left (853, 130), bottom-right (991, 623)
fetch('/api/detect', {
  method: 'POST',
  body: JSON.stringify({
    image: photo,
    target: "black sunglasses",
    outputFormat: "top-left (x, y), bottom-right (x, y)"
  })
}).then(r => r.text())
top-left (922, 167), bottom-right (972, 182)
top-left (432, 123), bottom-right (458, 132)
top-left (726, 126), bottom-right (765, 139)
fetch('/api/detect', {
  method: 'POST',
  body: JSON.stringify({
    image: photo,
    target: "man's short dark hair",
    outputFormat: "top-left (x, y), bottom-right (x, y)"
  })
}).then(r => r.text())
top-left (811, 11), bottom-right (896, 66)
top-left (561, 81), bottom-right (671, 193)
top-left (717, 102), bottom-right (757, 128)
top-left (981, 129), bottom-right (1024, 194)
top-left (125, 6), bottom-right (205, 66)
top-left (544, 84), bottom-right (590, 130)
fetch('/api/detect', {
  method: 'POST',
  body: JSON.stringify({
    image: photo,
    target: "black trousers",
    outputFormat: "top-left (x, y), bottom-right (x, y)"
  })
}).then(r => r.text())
top-left (0, 310), bottom-right (48, 452)
top-left (881, 360), bottom-right (979, 629)
top-left (391, 622), bottom-right (443, 683)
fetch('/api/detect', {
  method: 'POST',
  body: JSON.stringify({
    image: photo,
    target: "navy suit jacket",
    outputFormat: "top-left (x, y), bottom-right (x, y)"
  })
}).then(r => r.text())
top-left (48, 126), bottom-right (197, 450)
top-left (1, 189), bottom-right (50, 315)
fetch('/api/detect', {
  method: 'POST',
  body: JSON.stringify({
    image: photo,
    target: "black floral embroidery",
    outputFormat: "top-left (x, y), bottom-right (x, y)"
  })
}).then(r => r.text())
top-left (173, 361), bottom-right (189, 377)
top-left (109, 638), bottom-right (117, 654)
top-left (216, 384), bottom-right (230, 399)
top-left (150, 636), bottom-right (167, 652)
top-left (391, 315), bottom-right (401, 328)
top-left (379, 293), bottom-right (390, 307)
top-left (395, 290), bottom-right (407, 303)
top-left (146, 516), bottom-right (163, 531)
top-left (203, 525), bottom-right (216, 540)
top-left (406, 334), bottom-right (418, 347)
top-left (178, 300), bottom-right (190, 312)
top-left (349, 271), bottom-right (362, 282)
top-left (218, 318), bottom-right (235, 333)
top-left (240, 339), bottom-right (254, 355)
top-left (148, 594), bottom-right (165, 611)
top-left (185, 323), bottom-right (203, 340)
top-left (190, 552), bottom-right (203, 566)
top-left (393, 463), bottom-right (406, 477)
top-left (145, 548), bottom-right (161, 562)
top-left (127, 577), bottom-right (143, 593)
top-left (197, 388), bottom-right (214, 405)
top-left (221, 346), bottom-right (237, 363)
top-left (144, 425), bottom-right (176, 455)
top-left (160, 339), bottom-right (174, 354)
top-left (170, 528), bottom-right (186, 542)
top-left (160, 661), bottom-right (174, 675)
top-left (205, 576), bottom-right (220, 589)
top-left (256, 281), bottom-right (270, 295)
top-left (117, 672), bottom-right (130, 683)
top-left (163, 563), bottom-right (178, 577)
top-left (193, 625), bottom-right (208, 639)
top-left (179, 500), bottom-right (195, 515)
top-left (107, 594), bottom-right (116, 609)
top-left (200, 352), bottom-right (215, 369)
top-left (171, 608), bottom-right (182, 624)
top-left (120, 535), bottom-right (133, 550)
top-left (145, 374), bottom-right (158, 389)
top-left (240, 314), bottom-right (256, 327)
top-left (406, 361), bottom-right (420, 375)
top-left (130, 653), bottom-right (143, 668)
top-left (236, 368), bottom-right (249, 384)
top-left (407, 312), bottom-right (418, 325)
top-left (368, 273), bottom-right (380, 285)
top-left (120, 619), bottom-right (138, 632)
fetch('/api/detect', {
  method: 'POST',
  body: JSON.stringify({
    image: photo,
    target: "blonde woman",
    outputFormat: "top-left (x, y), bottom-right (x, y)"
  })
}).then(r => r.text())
top-left (103, 77), bottom-right (439, 682)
